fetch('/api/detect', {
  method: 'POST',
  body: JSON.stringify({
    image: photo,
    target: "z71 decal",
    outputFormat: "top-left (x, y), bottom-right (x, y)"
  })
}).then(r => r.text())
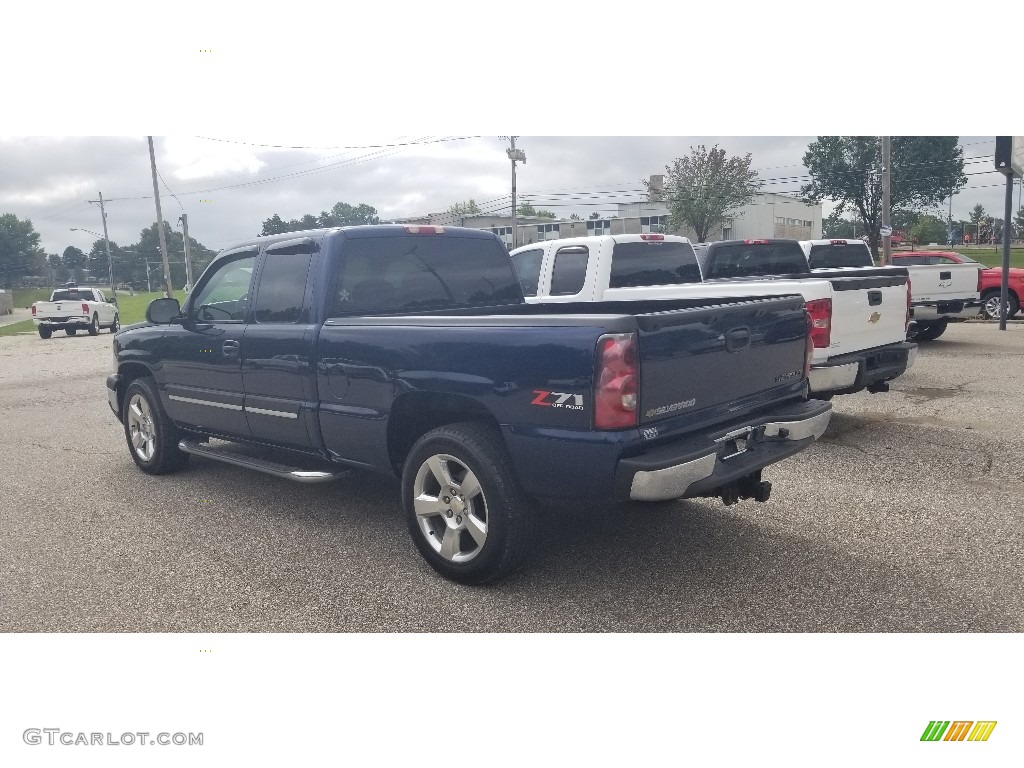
top-left (531, 391), bottom-right (585, 410)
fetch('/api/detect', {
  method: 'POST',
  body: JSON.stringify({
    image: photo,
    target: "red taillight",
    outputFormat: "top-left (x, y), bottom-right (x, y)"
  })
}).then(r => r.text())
top-left (639, 234), bottom-right (664, 241)
top-left (804, 298), bottom-right (832, 348)
top-left (82, 303), bottom-right (89, 314)
top-left (804, 312), bottom-right (814, 379)
top-left (403, 225), bottom-right (444, 234)
top-left (594, 332), bottom-right (638, 429)
top-left (744, 239), bottom-right (768, 245)
top-left (977, 268), bottom-right (982, 293)
top-left (830, 239), bottom-right (847, 245)
top-left (31, 305), bottom-right (36, 316)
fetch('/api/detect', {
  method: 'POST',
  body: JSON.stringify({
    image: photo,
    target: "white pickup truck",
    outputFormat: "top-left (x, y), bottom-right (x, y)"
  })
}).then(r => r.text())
top-left (510, 234), bottom-right (916, 399)
top-left (800, 239), bottom-right (982, 341)
top-left (32, 285), bottom-right (120, 339)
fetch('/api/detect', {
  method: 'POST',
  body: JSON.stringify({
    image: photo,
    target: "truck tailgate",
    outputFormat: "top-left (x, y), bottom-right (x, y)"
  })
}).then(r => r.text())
top-left (635, 295), bottom-right (808, 427)
top-left (34, 301), bottom-right (87, 319)
top-left (814, 269), bottom-right (909, 354)
top-left (909, 263), bottom-right (981, 303)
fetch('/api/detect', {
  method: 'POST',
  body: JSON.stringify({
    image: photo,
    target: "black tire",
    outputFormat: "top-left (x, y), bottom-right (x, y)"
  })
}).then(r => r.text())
top-left (121, 376), bottom-right (190, 475)
top-left (38, 326), bottom-right (51, 339)
top-left (109, 314), bottom-right (120, 333)
top-left (981, 290), bottom-right (1020, 321)
top-left (402, 421), bottom-right (535, 585)
top-left (88, 313), bottom-right (99, 336)
top-left (915, 319), bottom-right (949, 342)
top-left (66, 328), bottom-right (77, 336)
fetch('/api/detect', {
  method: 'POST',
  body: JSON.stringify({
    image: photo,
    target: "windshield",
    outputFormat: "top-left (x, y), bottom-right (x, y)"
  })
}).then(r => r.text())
top-left (704, 241), bottom-right (809, 279)
top-left (610, 241), bottom-right (702, 288)
top-left (807, 242), bottom-right (874, 269)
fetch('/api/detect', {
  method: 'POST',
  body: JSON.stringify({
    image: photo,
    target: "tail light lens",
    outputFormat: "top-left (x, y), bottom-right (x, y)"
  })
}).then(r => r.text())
top-left (82, 303), bottom-right (89, 314)
top-left (804, 298), bottom-right (832, 348)
top-left (403, 225), bottom-right (445, 234)
top-left (639, 234), bottom-right (664, 241)
top-left (594, 332), bottom-right (638, 429)
top-left (31, 305), bottom-right (36, 316)
top-left (804, 312), bottom-right (814, 378)
top-left (977, 268), bottom-right (982, 293)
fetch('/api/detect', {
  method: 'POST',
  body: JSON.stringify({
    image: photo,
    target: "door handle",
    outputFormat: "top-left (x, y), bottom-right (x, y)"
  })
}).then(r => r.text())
top-left (222, 340), bottom-right (240, 357)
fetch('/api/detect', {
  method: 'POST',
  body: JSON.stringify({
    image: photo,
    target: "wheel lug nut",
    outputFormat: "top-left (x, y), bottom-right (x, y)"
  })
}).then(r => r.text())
top-left (446, 510), bottom-right (453, 518)
top-left (456, 515), bottom-right (462, 524)
top-left (443, 496), bottom-right (450, 503)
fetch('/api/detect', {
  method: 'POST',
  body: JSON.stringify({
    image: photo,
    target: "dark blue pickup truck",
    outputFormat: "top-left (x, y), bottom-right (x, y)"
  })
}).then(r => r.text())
top-left (107, 225), bottom-right (831, 583)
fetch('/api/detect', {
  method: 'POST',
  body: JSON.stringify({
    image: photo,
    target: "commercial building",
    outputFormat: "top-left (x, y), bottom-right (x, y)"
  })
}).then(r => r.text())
top-left (397, 189), bottom-right (821, 248)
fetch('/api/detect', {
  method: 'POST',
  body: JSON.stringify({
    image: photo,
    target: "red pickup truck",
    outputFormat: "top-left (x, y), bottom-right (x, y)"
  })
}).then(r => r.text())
top-left (890, 251), bottom-right (1019, 320)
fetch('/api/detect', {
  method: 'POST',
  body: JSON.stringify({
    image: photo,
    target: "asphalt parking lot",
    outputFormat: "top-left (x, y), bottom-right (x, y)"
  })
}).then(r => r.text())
top-left (1, 322), bottom-right (1022, 632)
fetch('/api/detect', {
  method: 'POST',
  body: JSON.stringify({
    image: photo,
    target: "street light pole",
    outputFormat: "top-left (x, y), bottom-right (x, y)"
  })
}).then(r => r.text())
top-left (504, 137), bottom-right (526, 249)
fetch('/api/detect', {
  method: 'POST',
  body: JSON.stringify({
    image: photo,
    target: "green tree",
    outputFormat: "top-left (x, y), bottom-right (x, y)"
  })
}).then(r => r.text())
top-left (801, 136), bottom-right (967, 258)
top-left (909, 215), bottom-right (948, 245)
top-left (0, 213), bottom-right (44, 287)
top-left (127, 221), bottom-right (218, 289)
top-left (822, 211), bottom-right (859, 238)
top-left (1014, 207), bottom-right (1024, 238)
top-left (645, 144), bottom-right (761, 243)
top-left (260, 201), bottom-right (380, 236)
top-left (447, 199), bottom-right (482, 217)
top-left (516, 202), bottom-right (555, 218)
top-left (62, 246), bottom-right (88, 281)
top-left (589, 212), bottom-right (601, 220)
top-left (569, 213), bottom-right (582, 221)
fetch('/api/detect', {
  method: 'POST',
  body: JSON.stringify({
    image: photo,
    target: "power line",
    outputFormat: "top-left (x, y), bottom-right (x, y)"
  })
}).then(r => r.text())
top-left (193, 135), bottom-right (481, 151)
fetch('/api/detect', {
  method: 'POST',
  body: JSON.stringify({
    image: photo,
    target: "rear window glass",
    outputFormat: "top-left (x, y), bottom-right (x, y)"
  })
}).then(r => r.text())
top-left (511, 248), bottom-right (544, 297)
top-left (704, 241), bottom-right (809, 279)
top-left (610, 241), bottom-right (702, 288)
top-left (332, 235), bottom-right (522, 315)
top-left (808, 242), bottom-right (874, 269)
top-left (51, 290), bottom-right (93, 301)
top-left (550, 247), bottom-right (588, 296)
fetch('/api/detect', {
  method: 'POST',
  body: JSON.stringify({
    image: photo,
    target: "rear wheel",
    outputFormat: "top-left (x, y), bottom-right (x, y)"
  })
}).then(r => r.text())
top-left (981, 291), bottom-right (1020, 321)
top-left (122, 376), bottom-right (190, 474)
top-left (915, 319), bottom-right (949, 342)
top-left (402, 422), bottom-right (535, 585)
top-left (88, 313), bottom-right (99, 336)
top-left (38, 326), bottom-right (51, 339)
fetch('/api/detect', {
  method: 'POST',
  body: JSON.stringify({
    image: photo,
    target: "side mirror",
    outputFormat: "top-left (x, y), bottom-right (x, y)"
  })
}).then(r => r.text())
top-left (110, 297), bottom-right (118, 307)
top-left (146, 297), bottom-right (182, 324)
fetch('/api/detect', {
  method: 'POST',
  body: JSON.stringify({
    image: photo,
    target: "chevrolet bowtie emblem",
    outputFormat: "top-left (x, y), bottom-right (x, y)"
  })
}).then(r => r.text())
top-left (868, 312), bottom-right (881, 324)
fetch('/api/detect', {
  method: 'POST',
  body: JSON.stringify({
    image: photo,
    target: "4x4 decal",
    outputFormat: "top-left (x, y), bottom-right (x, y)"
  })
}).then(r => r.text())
top-left (531, 391), bottom-right (584, 410)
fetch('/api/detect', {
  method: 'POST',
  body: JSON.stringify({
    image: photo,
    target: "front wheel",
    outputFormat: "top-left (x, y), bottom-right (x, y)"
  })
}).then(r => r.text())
top-left (981, 291), bottom-right (1020, 321)
top-left (402, 422), bottom-right (535, 585)
top-left (109, 314), bottom-right (120, 333)
top-left (88, 313), bottom-right (99, 336)
top-left (122, 377), bottom-right (190, 474)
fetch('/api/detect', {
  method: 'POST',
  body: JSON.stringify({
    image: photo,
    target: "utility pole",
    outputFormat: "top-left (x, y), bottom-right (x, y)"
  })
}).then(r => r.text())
top-left (881, 136), bottom-right (892, 266)
top-left (86, 191), bottom-right (117, 299)
top-left (179, 213), bottom-right (194, 292)
top-left (147, 136), bottom-right (173, 296)
top-left (504, 137), bottom-right (526, 249)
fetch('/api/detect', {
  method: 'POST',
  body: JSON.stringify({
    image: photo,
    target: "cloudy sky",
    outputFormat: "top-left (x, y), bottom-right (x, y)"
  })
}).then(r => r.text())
top-left (3, 3), bottom-right (1018, 258)
top-left (1, 135), bottom-right (1015, 257)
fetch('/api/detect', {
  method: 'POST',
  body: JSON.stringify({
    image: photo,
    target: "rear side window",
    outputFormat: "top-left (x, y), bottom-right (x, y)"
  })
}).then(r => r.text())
top-left (549, 246), bottom-right (589, 296)
top-left (808, 242), bottom-right (874, 269)
top-left (511, 249), bottom-right (544, 297)
top-left (610, 241), bottom-right (702, 288)
top-left (332, 235), bottom-right (522, 315)
top-left (704, 241), bottom-right (809, 278)
top-left (254, 251), bottom-right (313, 323)
top-left (892, 256), bottom-right (929, 265)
